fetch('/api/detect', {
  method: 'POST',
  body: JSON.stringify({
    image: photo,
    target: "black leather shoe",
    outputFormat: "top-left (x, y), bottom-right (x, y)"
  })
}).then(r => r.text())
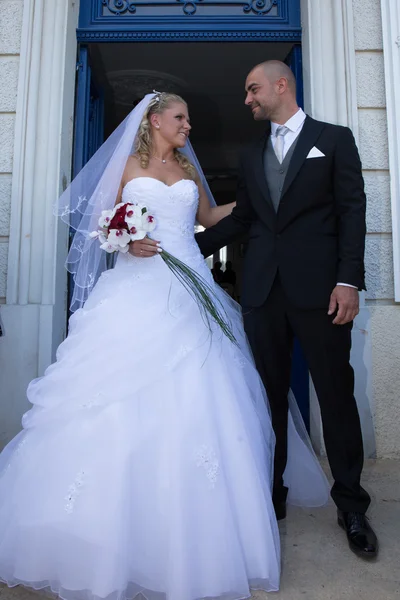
top-left (273, 500), bottom-right (287, 521)
top-left (337, 510), bottom-right (378, 558)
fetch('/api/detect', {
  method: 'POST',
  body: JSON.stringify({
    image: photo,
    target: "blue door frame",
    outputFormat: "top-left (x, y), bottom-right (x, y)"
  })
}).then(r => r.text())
top-left (69, 46), bottom-right (104, 310)
top-left (72, 0), bottom-right (309, 427)
top-left (73, 46), bottom-right (104, 181)
top-left (77, 0), bottom-right (301, 43)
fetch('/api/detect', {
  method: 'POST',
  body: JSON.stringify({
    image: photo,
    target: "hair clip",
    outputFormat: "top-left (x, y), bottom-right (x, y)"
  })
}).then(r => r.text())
top-left (153, 89), bottom-right (162, 102)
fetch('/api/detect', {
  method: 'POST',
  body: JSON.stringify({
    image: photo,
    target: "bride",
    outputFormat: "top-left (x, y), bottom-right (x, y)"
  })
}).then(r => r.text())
top-left (0, 92), bottom-right (328, 600)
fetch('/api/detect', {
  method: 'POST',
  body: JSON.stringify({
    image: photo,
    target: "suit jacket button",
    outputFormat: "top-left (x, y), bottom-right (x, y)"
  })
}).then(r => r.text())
top-left (276, 234), bottom-right (281, 239)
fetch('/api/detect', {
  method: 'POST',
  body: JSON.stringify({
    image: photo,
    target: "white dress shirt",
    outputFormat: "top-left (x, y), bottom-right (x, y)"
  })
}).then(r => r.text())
top-left (270, 109), bottom-right (356, 290)
top-left (271, 108), bottom-right (306, 159)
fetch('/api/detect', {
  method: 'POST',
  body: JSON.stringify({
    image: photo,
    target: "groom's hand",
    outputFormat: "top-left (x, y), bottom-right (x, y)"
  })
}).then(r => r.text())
top-left (328, 285), bottom-right (359, 325)
top-left (129, 237), bottom-right (161, 258)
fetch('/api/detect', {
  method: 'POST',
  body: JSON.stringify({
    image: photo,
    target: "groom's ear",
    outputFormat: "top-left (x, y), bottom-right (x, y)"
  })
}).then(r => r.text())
top-left (276, 77), bottom-right (288, 95)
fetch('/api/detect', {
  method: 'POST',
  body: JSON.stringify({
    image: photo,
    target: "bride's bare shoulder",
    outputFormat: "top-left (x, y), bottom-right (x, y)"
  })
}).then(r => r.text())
top-left (126, 154), bottom-right (141, 169)
top-left (122, 154), bottom-right (141, 182)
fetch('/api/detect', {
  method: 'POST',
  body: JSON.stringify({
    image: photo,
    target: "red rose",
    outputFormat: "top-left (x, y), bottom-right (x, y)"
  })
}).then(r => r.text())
top-left (109, 203), bottom-right (130, 231)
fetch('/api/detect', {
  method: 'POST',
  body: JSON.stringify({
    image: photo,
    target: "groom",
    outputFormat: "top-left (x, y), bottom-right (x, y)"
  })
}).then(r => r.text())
top-left (195, 61), bottom-right (378, 558)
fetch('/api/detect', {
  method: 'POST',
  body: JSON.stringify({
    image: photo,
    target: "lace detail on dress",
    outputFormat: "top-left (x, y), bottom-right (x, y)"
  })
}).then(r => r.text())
top-left (2, 437), bottom-right (28, 476)
top-left (98, 298), bottom-right (109, 307)
top-left (165, 345), bottom-right (190, 370)
top-left (125, 272), bottom-right (153, 287)
top-left (166, 181), bottom-right (199, 207)
top-left (233, 353), bottom-right (247, 368)
top-left (81, 392), bottom-right (104, 409)
top-left (99, 271), bottom-right (113, 283)
top-left (164, 218), bottom-right (195, 238)
top-left (166, 298), bottom-right (183, 316)
top-left (195, 445), bottom-right (219, 488)
top-left (65, 471), bottom-right (85, 514)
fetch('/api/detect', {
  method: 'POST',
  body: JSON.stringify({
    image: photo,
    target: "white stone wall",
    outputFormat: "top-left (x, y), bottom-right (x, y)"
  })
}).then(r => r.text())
top-left (0, 1), bottom-right (23, 302)
top-left (353, 0), bottom-right (400, 457)
top-left (0, 0), bottom-right (78, 449)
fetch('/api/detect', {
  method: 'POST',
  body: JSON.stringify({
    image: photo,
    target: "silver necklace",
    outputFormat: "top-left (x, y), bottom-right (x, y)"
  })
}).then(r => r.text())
top-left (152, 155), bottom-right (175, 165)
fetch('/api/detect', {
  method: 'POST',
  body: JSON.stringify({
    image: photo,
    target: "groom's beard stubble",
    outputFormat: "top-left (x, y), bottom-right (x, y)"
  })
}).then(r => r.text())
top-left (251, 104), bottom-right (269, 121)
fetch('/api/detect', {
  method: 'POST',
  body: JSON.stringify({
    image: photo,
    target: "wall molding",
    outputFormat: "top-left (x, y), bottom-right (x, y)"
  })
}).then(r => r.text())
top-left (77, 29), bottom-right (301, 41)
top-left (77, 0), bottom-right (301, 41)
top-left (7, 0), bottom-right (77, 310)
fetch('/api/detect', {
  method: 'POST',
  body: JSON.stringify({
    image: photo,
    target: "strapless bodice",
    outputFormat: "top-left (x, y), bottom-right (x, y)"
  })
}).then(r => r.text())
top-left (119, 176), bottom-right (206, 274)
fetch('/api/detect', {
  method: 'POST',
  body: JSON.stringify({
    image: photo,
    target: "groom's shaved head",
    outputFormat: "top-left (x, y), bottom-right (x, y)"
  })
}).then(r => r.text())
top-left (245, 60), bottom-right (299, 122)
top-left (252, 60), bottom-right (296, 94)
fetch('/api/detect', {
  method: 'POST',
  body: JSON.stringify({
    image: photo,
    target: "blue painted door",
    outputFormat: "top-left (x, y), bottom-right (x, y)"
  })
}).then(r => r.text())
top-left (285, 43), bottom-right (304, 108)
top-left (69, 45), bottom-right (105, 310)
top-left (73, 46), bottom-right (104, 180)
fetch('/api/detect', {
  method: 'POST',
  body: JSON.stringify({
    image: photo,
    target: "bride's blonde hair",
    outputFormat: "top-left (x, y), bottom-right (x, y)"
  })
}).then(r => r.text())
top-left (135, 93), bottom-right (196, 180)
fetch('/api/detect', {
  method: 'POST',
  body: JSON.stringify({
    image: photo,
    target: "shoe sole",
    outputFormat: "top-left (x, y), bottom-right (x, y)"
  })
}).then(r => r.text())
top-left (337, 517), bottom-right (378, 559)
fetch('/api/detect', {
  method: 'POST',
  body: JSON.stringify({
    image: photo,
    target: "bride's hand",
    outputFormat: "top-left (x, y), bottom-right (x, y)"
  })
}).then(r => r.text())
top-left (129, 237), bottom-right (162, 258)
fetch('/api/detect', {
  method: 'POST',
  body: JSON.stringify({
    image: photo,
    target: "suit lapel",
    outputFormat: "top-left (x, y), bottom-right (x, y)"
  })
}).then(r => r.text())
top-left (280, 116), bottom-right (325, 199)
top-left (251, 127), bottom-right (275, 215)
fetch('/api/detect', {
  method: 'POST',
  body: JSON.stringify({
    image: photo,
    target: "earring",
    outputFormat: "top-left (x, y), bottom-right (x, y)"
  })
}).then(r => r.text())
top-left (155, 125), bottom-right (160, 129)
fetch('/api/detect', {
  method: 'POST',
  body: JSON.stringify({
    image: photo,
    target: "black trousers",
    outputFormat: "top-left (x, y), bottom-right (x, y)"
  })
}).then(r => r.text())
top-left (243, 275), bottom-right (371, 514)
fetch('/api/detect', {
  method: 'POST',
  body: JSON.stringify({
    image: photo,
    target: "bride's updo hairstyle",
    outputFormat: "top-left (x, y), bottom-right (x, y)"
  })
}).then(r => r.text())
top-left (135, 92), bottom-right (196, 180)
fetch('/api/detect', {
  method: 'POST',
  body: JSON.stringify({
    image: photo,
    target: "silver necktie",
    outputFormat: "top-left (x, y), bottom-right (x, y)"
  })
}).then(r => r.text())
top-left (274, 125), bottom-right (290, 164)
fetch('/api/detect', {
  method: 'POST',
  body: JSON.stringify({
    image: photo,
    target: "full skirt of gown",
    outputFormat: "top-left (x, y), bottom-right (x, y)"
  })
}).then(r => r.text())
top-left (0, 178), bottom-right (329, 600)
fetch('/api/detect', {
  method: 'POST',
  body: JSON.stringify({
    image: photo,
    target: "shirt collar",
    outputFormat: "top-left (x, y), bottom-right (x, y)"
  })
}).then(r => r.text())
top-left (271, 108), bottom-right (306, 136)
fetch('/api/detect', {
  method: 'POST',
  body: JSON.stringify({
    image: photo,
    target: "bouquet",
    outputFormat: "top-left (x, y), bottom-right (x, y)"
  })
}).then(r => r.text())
top-left (89, 202), bottom-right (156, 253)
top-left (90, 202), bottom-right (237, 345)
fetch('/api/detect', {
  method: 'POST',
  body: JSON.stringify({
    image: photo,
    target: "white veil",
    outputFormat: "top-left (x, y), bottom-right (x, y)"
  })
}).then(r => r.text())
top-left (56, 92), bottom-right (215, 313)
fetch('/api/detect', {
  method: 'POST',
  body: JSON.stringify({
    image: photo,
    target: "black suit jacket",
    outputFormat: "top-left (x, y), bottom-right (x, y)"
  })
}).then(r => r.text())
top-left (195, 116), bottom-right (366, 310)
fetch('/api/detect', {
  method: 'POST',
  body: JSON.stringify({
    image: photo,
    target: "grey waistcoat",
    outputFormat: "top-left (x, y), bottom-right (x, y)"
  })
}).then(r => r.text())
top-left (263, 134), bottom-right (299, 212)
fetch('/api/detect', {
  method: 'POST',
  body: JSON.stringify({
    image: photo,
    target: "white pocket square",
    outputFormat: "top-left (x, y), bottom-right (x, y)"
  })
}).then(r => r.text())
top-left (306, 146), bottom-right (325, 159)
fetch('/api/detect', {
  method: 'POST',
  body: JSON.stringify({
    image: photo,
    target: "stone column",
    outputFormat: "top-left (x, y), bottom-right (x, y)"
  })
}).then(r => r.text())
top-left (0, 0), bottom-right (79, 447)
top-left (301, 0), bottom-right (359, 135)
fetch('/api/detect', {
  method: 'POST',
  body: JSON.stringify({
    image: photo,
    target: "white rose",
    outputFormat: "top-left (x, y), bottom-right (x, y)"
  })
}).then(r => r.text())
top-left (129, 228), bottom-right (147, 242)
top-left (99, 241), bottom-right (118, 253)
top-left (125, 209), bottom-right (142, 230)
top-left (143, 214), bottom-right (156, 233)
top-left (106, 228), bottom-right (131, 251)
top-left (89, 230), bottom-right (108, 243)
top-left (124, 204), bottom-right (140, 219)
top-left (98, 209), bottom-right (114, 229)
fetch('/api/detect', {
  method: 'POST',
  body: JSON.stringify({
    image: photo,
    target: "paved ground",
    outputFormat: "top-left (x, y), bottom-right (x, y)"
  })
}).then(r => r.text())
top-left (0, 459), bottom-right (399, 600)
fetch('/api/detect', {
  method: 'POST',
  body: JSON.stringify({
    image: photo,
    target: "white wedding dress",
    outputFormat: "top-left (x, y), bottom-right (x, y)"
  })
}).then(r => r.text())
top-left (0, 178), bottom-right (329, 600)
